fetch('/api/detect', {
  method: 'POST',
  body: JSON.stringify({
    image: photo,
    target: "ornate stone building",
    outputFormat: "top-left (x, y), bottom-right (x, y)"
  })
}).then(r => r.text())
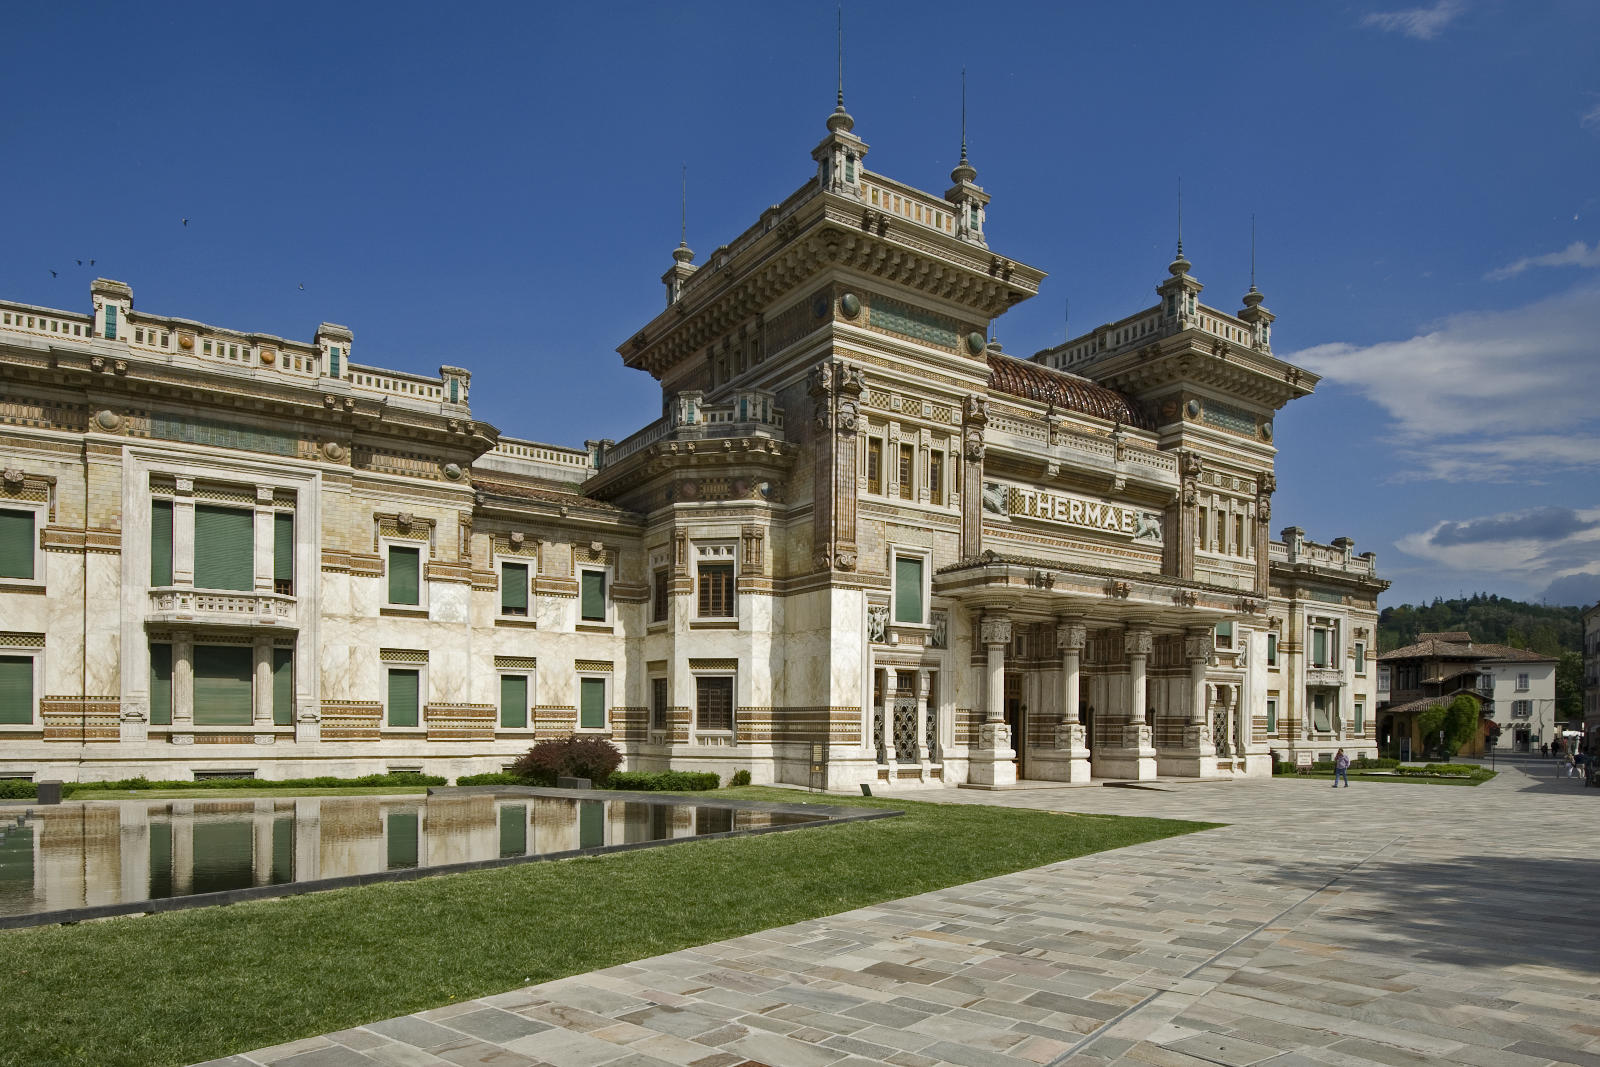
top-left (0, 99), bottom-right (1385, 786)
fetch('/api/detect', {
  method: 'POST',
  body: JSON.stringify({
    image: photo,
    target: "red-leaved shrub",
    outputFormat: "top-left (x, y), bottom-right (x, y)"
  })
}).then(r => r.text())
top-left (511, 736), bottom-right (623, 786)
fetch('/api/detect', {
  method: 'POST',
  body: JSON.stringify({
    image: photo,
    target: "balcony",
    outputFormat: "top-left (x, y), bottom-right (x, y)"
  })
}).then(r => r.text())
top-left (147, 588), bottom-right (297, 630)
top-left (1306, 667), bottom-right (1345, 688)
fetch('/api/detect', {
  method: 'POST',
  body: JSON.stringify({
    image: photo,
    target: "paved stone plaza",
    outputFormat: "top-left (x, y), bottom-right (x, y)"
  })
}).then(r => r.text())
top-left (202, 761), bottom-right (1599, 1067)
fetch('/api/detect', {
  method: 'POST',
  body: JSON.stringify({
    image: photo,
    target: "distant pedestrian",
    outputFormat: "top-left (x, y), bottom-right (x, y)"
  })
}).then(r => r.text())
top-left (1541, 742), bottom-right (1550, 759)
top-left (1566, 753), bottom-right (1579, 779)
top-left (1333, 748), bottom-right (1350, 788)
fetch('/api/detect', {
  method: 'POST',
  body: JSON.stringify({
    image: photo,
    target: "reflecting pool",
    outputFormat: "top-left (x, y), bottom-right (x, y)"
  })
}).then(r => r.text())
top-left (0, 792), bottom-right (836, 923)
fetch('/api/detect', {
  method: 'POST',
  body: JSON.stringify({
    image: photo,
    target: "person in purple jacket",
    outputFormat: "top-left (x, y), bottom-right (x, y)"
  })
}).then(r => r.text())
top-left (1333, 748), bottom-right (1350, 788)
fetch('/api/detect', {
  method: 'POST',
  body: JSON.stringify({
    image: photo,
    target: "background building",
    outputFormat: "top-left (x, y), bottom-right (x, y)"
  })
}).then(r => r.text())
top-left (0, 101), bottom-right (1385, 786)
top-left (1376, 632), bottom-right (1555, 757)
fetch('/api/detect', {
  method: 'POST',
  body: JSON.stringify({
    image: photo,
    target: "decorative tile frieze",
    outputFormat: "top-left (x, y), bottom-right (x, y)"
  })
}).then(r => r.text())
top-left (379, 648), bottom-right (429, 664)
top-left (494, 656), bottom-right (538, 670)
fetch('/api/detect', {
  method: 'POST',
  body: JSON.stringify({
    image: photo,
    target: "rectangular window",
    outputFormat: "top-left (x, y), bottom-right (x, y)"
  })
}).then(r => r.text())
top-left (272, 648), bottom-right (293, 726)
top-left (105, 305), bottom-right (118, 340)
top-left (650, 677), bottom-right (668, 730)
top-left (1354, 641), bottom-right (1366, 675)
top-left (386, 812), bottom-right (418, 869)
top-left (867, 438), bottom-right (882, 495)
top-left (578, 799), bottom-right (604, 848)
top-left (499, 674), bottom-right (528, 729)
top-left (580, 570), bottom-right (606, 622)
top-left (328, 346), bottom-right (342, 379)
top-left (499, 803), bottom-right (527, 857)
top-left (928, 449), bottom-right (944, 505)
top-left (273, 512), bottom-right (294, 595)
top-left (193, 505), bottom-right (255, 591)
top-left (579, 677), bottom-right (606, 730)
top-left (652, 568), bottom-right (669, 623)
top-left (1353, 702), bottom-right (1364, 734)
top-left (193, 645), bottom-right (253, 726)
top-left (388, 545), bottom-right (420, 605)
top-left (1267, 632), bottom-right (1278, 667)
top-left (0, 508), bottom-right (36, 580)
top-left (898, 444), bottom-right (914, 500)
top-left (387, 668), bottom-right (420, 728)
top-left (698, 562), bottom-right (735, 618)
top-left (0, 655), bottom-right (34, 725)
top-left (1312, 692), bottom-right (1332, 733)
top-left (1234, 515), bottom-right (1246, 556)
top-left (149, 643), bottom-right (172, 726)
top-left (696, 676), bottom-right (734, 732)
top-left (894, 555), bottom-right (924, 625)
top-left (1215, 621), bottom-right (1233, 649)
top-left (1516, 673), bottom-right (1529, 691)
top-left (1312, 628), bottom-right (1328, 668)
top-left (500, 561), bottom-right (529, 616)
top-left (151, 499), bottom-right (173, 586)
top-left (1196, 506), bottom-right (1207, 549)
top-left (1265, 697), bottom-right (1278, 734)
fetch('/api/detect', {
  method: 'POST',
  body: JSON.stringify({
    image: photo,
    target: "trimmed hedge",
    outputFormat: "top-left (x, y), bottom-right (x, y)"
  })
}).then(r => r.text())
top-left (605, 771), bottom-right (720, 792)
top-left (455, 772), bottom-right (523, 787)
top-left (0, 778), bottom-right (37, 799)
top-left (56, 772), bottom-right (446, 797)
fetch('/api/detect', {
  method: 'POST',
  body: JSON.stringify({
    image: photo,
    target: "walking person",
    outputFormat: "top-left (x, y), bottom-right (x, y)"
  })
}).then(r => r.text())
top-left (1333, 748), bottom-right (1350, 788)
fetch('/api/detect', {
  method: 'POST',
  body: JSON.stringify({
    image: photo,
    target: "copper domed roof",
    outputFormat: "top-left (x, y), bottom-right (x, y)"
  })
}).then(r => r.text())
top-left (987, 353), bottom-right (1152, 429)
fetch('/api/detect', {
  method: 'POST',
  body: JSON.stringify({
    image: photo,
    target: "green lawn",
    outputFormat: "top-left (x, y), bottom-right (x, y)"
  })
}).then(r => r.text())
top-left (0, 787), bottom-right (1210, 1067)
top-left (1285, 770), bottom-right (1496, 786)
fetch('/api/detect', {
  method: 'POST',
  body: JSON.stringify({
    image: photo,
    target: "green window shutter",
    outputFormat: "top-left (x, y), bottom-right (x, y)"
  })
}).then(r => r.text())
top-left (388, 546), bottom-right (420, 605)
top-left (0, 509), bottom-right (35, 580)
top-left (578, 800), bottom-right (604, 849)
top-left (148, 821), bottom-right (174, 899)
top-left (0, 656), bottom-right (34, 725)
top-left (1266, 700), bottom-right (1277, 733)
top-left (273, 513), bottom-right (294, 588)
top-left (272, 648), bottom-right (294, 726)
top-left (580, 570), bottom-right (605, 621)
top-left (1312, 629), bottom-right (1327, 666)
top-left (150, 499), bottom-right (173, 585)
top-left (105, 305), bottom-right (118, 340)
top-left (0, 824), bottom-right (34, 890)
top-left (149, 644), bottom-right (172, 725)
top-left (1267, 632), bottom-right (1278, 666)
top-left (386, 812), bottom-right (418, 869)
top-left (271, 816), bottom-right (294, 882)
top-left (500, 674), bottom-right (527, 729)
top-left (894, 556), bottom-right (923, 624)
top-left (501, 562), bottom-right (528, 614)
top-left (387, 669), bottom-right (419, 727)
top-left (194, 505), bottom-right (255, 591)
top-left (1355, 644), bottom-right (1365, 673)
top-left (1216, 621), bottom-right (1233, 646)
top-left (328, 347), bottom-right (342, 379)
top-left (499, 803), bottom-right (527, 857)
top-left (192, 645), bottom-right (253, 726)
top-left (579, 677), bottom-right (606, 729)
top-left (450, 379), bottom-right (459, 403)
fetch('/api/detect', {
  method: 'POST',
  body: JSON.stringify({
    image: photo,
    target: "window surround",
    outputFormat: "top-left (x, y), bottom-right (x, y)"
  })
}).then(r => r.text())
top-left (383, 663), bottom-right (427, 731)
top-left (694, 542), bottom-right (737, 623)
top-left (1353, 701), bottom-right (1365, 734)
top-left (1214, 621), bottom-right (1234, 651)
top-left (650, 566), bottom-right (669, 626)
top-left (649, 674), bottom-right (669, 734)
top-left (1265, 694), bottom-right (1278, 736)
top-left (1516, 673), bottom-right (1529, 692)
top-left (1266, 631), bottom-right (1279, 669)
top-left (1354, 640), bottom-right (1366, 675)
top-left (0, 501), bottom-right (47, 588)
top-left (689, 664), bottom-right (736, 737)
top-left (890, 547), bottom-right (932, 629)
top-left (496, 667), bottom-right (536, 732)
top-left (577, 565), bottom-right (612, 628)
top-left (495, 553), bottom-right (535, 624)
top-left (0, 646), bottom-right (42, 729)
top-left (382, 539), bottom-right (429, 613)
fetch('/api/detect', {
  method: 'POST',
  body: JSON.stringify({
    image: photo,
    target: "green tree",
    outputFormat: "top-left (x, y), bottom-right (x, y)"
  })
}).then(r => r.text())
top-left (1417, 702), bottom-right (1446, 751)
top-left (1442, 694), bottom-right (1480, 756)
top-left (1556, 651), bottom-right (1583, 721)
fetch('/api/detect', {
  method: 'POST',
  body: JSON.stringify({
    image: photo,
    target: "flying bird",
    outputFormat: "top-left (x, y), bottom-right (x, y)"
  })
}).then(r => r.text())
top-left (298, 283), bottom-right (305, 290)
top-left (49, 270), bottom-right (57, 278)
top-left (181, 218), bottom-right (188, 226)
top-left (76, 260), bottom-right (83, 266)
top-left (89, 260), bottom-right (95, 266)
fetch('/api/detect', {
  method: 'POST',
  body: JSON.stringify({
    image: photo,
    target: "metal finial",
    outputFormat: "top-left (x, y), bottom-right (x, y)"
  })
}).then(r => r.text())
top-left (681, 164), bottom-right (687, 246)
top-left (836, 4), bottom-right (844, 109)
top-left (1250, 213), bottom-right (1257, 290)
top-left (960, 67), bottom-right (968, 163)
top-left (1177, 177), bottom-right (1184, 258)
top-left (1064, 296), bottom-right (1070, 340)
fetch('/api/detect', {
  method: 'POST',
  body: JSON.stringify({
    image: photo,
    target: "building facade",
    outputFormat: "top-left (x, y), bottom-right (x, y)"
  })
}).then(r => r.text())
top-left (1375, 632), bottom-right (1555, 757)
top-left (1583, 602), bottom-right (1599, 754)
top-left (0, 102), bottom-right (1385, 787)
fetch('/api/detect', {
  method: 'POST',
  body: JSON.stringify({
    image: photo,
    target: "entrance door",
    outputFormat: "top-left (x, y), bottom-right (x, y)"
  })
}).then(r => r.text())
top-left (1004, 674), bottom-right (1025, 779)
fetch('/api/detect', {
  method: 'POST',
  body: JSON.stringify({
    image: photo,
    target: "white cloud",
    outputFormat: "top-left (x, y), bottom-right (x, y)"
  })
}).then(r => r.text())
top-left (1583, 100), bottom-right (1600, 132)
top-left (1485, 240), bottom-right (1600, 280)
top-left (1288, 280), bottom-right (1600, 482)
top-left (1397, 506), bottom-right (1600, 602)
top-left (1360, 0), bottom-right (1465, 39)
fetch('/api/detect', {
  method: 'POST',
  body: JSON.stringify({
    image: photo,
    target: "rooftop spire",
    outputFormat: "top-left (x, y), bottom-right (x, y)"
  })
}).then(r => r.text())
top-left (1168, 177), bottom-right (1191, 276)
top-left (950, 67), bottom-right (977, 184)
top-left (672, 164), bottom-right (693, 264)
top-left (1243, 213), bottom-right (1266, 308)
top-left (826, 4), bottom-right (854, 133)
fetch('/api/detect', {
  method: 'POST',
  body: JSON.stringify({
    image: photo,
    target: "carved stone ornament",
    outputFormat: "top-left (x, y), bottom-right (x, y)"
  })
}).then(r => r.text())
top-left (866, 603), bottom-right (889, 642)
top-left (1106, 580), bottom-right (1132, 599)
top-left (1056, 621), bottom-right (1087, 652)
top-left (1185, 630), bottom-right (1213, 661)
top-left (442, 462), bottom-right (463, 480)
top-left (836, 399), bottom-right (859, 434)
top-left (1055, 721), bottom-right (1086, 750)
top-left (1261, 472), bottom-right (1277, 495)
top-left (1125, 629), bottom-right (1154, 656)
top-left (964, 428), bottom-right (985, 462)
top-left (838, 364), bottom-right (865, 395)
top-left (174, 477), bottom-right (194, 496)
top-left (1236, 597), bottom-right (1263, 614)
top-left (510, 530), bottom-right (525, 546)
top-left (813, 543), bottom-right (832, 571)
top-left (978, 721), bottom-right (1012, 750)
top-left (839, 292), bottom-right (861, 318)
top-left (807, 361), bottom-right (834, 398)
top-left (1124, 723), bottom-right (1152, 749)
top-left (321, 441), bottom-right (347, 462)
top-left (1, 468), bottom-right (22, 488)
top-left (835, 549), bottom-right (857, 571)
top-left (1172, 589), bottom-right (1199, 608)
top-left (966, 331), bottom-right (987, 356)
top-left (1257, 498), bottom-right (1272, 522)
top-left (930, 612), bottom-right (948, 649)
top-left (170, 734), bottom-right (195, 746)
top-left (395, 511), bottom-right (414, 530)
top-left (979, 616), bottom-right (1012, 647)
top-left (964, 394), bottom-right (990, 424)
top-left (92, 409), bottom-right (123, 431)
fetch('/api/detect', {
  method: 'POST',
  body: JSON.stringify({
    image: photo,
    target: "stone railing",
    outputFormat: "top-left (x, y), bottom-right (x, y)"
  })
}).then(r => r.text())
top-left (0, 303), bottom-right (94, 343)
top-left (860, 176), bottom-right (958, 237)
top-left (1306, 668), bottom-right (1345, 688)
top-left (147, 588), bottom-right (297, 628)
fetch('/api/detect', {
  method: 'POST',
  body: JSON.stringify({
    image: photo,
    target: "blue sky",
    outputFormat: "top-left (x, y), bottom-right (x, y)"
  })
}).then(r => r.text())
top-left (4, 1), bottom-right (1597, 608)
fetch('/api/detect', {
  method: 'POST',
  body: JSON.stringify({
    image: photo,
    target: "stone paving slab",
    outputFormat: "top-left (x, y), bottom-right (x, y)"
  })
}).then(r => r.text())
top-left (199, 764), bottom-right (1600, 1067)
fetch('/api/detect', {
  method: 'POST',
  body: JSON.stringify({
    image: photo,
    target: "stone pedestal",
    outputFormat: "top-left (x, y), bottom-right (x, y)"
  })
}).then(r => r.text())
top-left (1096, 723), bottom-right (1158, 780)
top-left (1159, 723), bottom-right (1219, 778)
top-left (120, 704), bottom-right (149, 743)
top-left (295, 704), bottom-right (321, 743)
top-left (1029, 720), bottom-right (1092, 782)
top-left (967, 721), bottom-right (1017, 787)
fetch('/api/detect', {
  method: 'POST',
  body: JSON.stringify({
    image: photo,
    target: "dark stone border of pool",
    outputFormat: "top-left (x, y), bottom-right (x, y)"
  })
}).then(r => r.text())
top-left (0, 788), bottom-right (898, 931)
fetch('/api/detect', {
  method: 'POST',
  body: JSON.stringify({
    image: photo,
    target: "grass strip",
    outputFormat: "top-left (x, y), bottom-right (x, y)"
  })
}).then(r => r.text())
top-left (1284, 770), bottom-right (1495, 786)
top-left (0, 787), bottom-right (1210, 1067)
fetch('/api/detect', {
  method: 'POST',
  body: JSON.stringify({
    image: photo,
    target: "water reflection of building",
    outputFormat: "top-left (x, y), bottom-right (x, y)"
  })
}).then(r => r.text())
top-left (0, 796), bottom-right (771, 918)
top-left (0, 91), bottom-right (1385, 791)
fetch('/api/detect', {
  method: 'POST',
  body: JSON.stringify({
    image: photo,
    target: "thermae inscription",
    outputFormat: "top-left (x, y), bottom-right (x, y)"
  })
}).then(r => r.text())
top-left (983, 481), bottom-right (1163, 545)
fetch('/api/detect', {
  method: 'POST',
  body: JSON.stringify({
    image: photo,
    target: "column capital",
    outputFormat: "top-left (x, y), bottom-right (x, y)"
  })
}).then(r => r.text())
top-left (980, 615), bottom-right (1012, 647)
top-left (1056, 619), bottom-right (1087, 652)
top-left (1185, 627), bottom-right (1213, 662)
top-left (1124, 626), bottom-right (1153, 657)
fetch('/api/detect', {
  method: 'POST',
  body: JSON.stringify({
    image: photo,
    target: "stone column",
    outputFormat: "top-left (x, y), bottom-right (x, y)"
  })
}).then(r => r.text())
top-left (172, 479), bottom-right (196, 586)
top-left (877, 667), bottom-right (892, 765)
top-left (1042, 619), bottom-right (1091, 782)
top-left (253, 636), bottom-right (274, 726)
top-left (1097, 625), bottom-right (1157, 780)
top-left (1159, 625), bottom-right (1218, 776)
top-left (968, 614), bottom-right (1016, 787)
top-left (914, 670), bottom-right (930, 763)
top-left (172, 633), bottom-right (195, 732)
